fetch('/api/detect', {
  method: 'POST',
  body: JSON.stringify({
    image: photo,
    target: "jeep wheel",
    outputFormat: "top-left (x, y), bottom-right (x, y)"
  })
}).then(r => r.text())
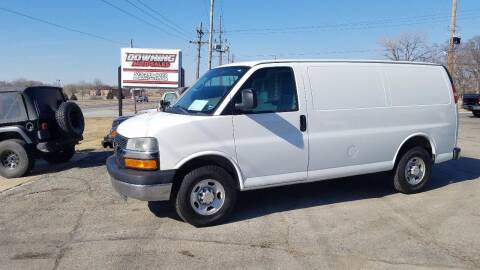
top-left (393, 147), bottom-right (432, 194)
top-left (175, 166), bottom-right (237, 227)
top-left (43, 145), bottom-right (75, 164)
top-left (0, 140), bottom-right (34, 178)
top-left (56, 101), bottom-right (85, 137)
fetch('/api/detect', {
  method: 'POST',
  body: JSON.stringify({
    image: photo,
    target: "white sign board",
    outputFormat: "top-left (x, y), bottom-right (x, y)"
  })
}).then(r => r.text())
top-left (121, 48), bottom-right (182, 88)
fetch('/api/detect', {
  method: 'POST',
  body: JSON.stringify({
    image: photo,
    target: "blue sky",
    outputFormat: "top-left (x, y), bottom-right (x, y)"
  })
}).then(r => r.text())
top-left (0, 0), bottom-right (479, 85)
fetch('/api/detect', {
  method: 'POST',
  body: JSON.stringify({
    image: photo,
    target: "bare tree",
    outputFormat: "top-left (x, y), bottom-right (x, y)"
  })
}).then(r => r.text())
top-left (379, 32), bottom-right (431, 62)
top-left (461, 36), bottom-right (480, 92)
top-left (93, 78), bottom-right (103, 96)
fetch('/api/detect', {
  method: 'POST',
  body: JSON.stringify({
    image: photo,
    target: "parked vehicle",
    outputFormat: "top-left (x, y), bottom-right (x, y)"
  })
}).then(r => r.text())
top-left (159, 91), bottom-right (180, 111)
top-left (135, 95), bottom-right (149, 103)
top-left (137, 91), bottom-right (181, 113)
top-left (0, 86), bottom-right (84, 178)
top-left (102, 116), bottom-right (131, 148)
top-left (107, 60), bottom-right (460, 226)
top-left (462, 93), bottom-right (480, 117)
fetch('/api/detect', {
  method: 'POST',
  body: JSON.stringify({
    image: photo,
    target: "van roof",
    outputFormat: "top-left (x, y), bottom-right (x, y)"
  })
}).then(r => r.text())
top-left (219, 59), bottom-right (442, 68)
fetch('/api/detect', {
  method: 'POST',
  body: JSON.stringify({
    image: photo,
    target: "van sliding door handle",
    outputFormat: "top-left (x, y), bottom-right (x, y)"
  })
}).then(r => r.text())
top-left (300, 115), bottom-right (307, 132)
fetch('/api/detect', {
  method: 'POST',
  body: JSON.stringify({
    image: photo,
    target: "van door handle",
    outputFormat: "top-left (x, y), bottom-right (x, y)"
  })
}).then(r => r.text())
top-left (300, 115), bottom-right (307, 132)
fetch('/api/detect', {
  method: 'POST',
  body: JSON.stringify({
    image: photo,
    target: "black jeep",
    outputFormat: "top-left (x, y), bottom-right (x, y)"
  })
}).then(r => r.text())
top-left (0, 86), bottom-right (84, 178)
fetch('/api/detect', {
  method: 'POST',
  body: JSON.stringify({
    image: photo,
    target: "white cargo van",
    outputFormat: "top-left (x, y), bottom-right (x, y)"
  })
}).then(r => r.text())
top-left (107, 60), bottom-right (460, 226)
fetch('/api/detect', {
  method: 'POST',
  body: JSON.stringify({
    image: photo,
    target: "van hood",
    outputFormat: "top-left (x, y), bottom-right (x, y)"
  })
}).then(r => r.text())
top-left (116, 112), bottom-right (198, 138)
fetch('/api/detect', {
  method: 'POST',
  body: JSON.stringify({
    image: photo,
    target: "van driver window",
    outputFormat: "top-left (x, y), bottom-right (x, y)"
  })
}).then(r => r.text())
top-left (236, 67), bottom-right (298, 114)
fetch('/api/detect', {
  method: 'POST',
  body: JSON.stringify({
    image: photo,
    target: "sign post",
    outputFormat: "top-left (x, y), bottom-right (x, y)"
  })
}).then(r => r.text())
top-left (117, 65), bottom-right (122, 116)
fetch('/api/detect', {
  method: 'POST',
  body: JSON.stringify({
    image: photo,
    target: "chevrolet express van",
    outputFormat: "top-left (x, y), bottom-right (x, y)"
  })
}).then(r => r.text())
top-left (107, 60), bottom-right (460, 227)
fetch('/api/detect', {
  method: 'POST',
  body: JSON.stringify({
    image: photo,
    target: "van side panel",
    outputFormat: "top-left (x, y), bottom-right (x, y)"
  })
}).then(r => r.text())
top-left (386, 65), bottom-right (451, 106)
top-left (305, 63), bottom-right (456, 182)
top-left (384, 65), bottom-right (457, 161)
top-left (306, 64), bottom-right (393, 179)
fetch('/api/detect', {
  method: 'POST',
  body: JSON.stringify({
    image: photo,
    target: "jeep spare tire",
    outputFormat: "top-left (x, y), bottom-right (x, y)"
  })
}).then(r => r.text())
top-left (55, 101), bottom-right (85, 137)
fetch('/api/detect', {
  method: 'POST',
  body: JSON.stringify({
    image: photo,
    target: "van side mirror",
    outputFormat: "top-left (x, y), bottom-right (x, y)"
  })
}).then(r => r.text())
top-left (235, 89), bottom-right (256, 112)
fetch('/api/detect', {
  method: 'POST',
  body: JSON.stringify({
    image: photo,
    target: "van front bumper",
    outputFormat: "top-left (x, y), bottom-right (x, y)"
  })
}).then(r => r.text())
top-left (106, 156), bottom-right (175, 201)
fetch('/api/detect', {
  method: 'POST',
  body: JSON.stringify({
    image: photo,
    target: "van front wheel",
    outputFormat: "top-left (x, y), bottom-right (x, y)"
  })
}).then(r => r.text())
top-left (393, 147), bottom-right (432, 194)
top-left (175, 165), bottom-right (237, 227)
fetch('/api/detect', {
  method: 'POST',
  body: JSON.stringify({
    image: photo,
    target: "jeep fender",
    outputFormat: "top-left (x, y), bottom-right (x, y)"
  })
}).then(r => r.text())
top-left (0, 126), bottom-right (32, 144)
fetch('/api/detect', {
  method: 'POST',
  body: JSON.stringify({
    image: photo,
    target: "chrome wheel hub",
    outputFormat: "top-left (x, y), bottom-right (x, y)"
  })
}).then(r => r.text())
top-left (1, 151), bottom-right (19, 169)
top-left (405, 157), bottom-right (426, 185)
top-left (190, 179), bottom-right (225, 216)
top-left (198, 188), bottom-right (215, 205)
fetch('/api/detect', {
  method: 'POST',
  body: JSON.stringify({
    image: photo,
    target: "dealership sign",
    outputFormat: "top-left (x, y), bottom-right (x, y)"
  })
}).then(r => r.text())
top-left (121, 48), bottom-right (182, 88)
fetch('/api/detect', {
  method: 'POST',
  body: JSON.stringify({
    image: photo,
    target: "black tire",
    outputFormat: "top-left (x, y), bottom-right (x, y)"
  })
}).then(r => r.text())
top-left (175, 165), bottom-right (237, 227)
top-left (55, 101), bottom-right (85, 137)
top-left (0, 139), bottom-right (34, 178)
top-left (393, 147), bottom-right (432, 194)
top-left (43, 145), bottom-right (75, 164)
top-left (473, 111), bottom-right (480, 117)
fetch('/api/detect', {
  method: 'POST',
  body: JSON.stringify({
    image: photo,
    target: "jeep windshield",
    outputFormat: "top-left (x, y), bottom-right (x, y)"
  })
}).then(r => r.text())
top-left (167, 66), bottom-right (249, 115)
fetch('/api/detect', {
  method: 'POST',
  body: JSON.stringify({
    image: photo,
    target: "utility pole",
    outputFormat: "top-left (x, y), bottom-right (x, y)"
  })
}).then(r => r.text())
top-left (447, 0), bottom-right (457, 76)
top-left (189, 22), bottom-right (207, 79)
top-left (207, 0), bottom-right (214, 69)
top-left (215, 15), bottom-right (229, 66)
top-left (130, 39), bottom-right (134, 48)
top-left (227, 47), bottom-right (231, 64)
top-left (218, 15), bottom-right (223, 66)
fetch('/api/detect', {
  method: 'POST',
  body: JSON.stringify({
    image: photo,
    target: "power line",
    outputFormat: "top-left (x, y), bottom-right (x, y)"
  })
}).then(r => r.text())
top-left (133, 0), bottom-right (190, 37)
top-left (123, 0), bottom-right (190, 39)
top-left (100, 0), bottom-right (187, 41)
top-left (0, 6), bottom-right (128, 45)
top-left (225, 10), bottom-right (480, 35)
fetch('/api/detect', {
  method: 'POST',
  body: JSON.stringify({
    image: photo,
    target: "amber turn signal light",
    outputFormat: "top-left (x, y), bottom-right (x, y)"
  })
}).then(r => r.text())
top-left (124, 159), bottom-right (158, 170)
top-left (110, 130), bottom-right (117, 137)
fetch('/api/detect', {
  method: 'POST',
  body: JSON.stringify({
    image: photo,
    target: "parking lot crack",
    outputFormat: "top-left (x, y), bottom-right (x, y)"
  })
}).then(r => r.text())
top-left (52, 208), bottom-right (86, 270)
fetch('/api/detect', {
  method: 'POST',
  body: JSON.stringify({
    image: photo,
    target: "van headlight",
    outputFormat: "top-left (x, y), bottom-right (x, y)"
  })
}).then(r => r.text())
top-left (126, 137), bottom-right (158, 152)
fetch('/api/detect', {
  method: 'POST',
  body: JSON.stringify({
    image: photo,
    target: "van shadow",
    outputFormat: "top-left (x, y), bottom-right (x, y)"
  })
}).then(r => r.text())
top-left (226, 157), bottom-right (480, 223)
top-left (30, 149), bottom-right (113, 176)
top-left (247, 113), bottom-right (304, 148)
top-left (148, 157), bottom-right (480, 224)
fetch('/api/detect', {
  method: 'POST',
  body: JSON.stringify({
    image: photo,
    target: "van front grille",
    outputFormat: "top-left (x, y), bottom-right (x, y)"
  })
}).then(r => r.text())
top-left (114, 134), bottom-right (128, 150)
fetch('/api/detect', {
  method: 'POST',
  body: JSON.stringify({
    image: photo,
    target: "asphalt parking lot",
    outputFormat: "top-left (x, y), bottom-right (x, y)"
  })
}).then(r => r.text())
top-left (1, 113), bottom-right (479, 270)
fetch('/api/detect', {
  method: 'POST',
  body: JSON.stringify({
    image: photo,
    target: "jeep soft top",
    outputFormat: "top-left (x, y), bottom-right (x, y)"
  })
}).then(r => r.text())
top-left (0, 86), bottom-right (85, 178)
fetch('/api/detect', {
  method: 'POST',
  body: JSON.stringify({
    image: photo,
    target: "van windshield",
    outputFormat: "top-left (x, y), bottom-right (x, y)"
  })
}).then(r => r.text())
top-left (167, 66), bottom-right (249, 115)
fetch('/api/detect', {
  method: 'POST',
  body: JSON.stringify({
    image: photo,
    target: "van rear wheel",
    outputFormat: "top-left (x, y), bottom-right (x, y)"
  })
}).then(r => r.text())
top-left (393, 147), bottom-right (432, 194)
top-left (473, 111), bottom-right (480, 117)
top-left (174, 165), bottom-right (237, 227)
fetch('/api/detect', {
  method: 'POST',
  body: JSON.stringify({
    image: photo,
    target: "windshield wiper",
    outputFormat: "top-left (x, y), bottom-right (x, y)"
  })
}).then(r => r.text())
top-left (166, 105), bottom-right (188, 114)
top-left (167, 105), bottom-right (210, 116)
